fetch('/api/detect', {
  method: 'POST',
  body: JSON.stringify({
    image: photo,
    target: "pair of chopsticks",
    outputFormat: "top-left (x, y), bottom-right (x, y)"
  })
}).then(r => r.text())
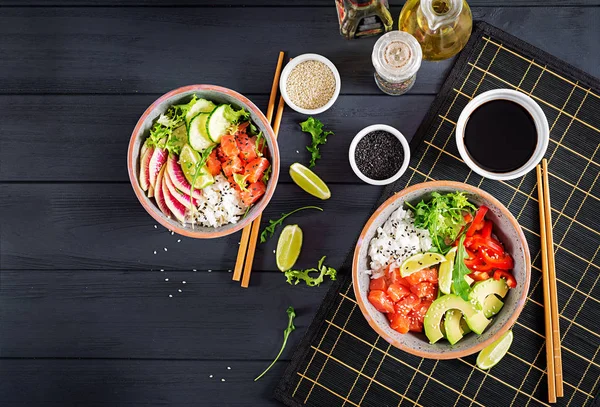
top-left (232, 51), bottom-right (287, 288)
top-left (536, 158), bottom-right (563, 403)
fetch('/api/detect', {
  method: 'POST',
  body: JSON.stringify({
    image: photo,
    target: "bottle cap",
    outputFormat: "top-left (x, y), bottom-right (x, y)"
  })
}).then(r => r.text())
top-left (372, 31), bottom-right (422, 83)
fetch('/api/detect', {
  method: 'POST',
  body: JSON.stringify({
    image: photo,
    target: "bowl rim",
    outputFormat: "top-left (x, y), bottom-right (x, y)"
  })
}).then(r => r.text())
top-left (348, 124), bottom-right (411, 186)
top-left (127, 84), bottom-right (280, 239)
top-left (455, 89), bottom-right (549, 181)
top-left (352, 180), bottom-right (531, 359)
top-left (279, 53), bottom-right (341, 115)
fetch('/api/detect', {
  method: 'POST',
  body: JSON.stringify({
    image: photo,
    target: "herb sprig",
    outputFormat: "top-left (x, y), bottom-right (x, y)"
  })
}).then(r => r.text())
top-left (284, 256), bottom-right (337, 287)
top-left (300, 117), bottom-right (334, 168)
top-left (452, 234), bottom-right (472, 301)
top-left (260, 206), bottom-right (323, 243)
top-left (254, 306), bottom-right (296, 381)
top-left (188, 145), bottom-right (216, 203)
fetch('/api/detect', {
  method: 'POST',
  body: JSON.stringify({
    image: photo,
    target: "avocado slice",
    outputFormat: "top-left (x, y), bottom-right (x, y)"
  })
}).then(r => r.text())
top-left (444, 309), bottom-right (478, 345)
top-left (469, 279), bottom-right (509, 309)
top-left (444, 310), bottom-right (464, 345)
top-left (482, 295), bottom-right (505, 318)
top-left (424, 294), bottom-right (490, 343)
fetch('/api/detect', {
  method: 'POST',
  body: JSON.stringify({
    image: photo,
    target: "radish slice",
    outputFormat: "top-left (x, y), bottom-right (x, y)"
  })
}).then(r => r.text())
top-left (155, 166), bottom-right (172, 217)
top-left (162, 175), bottom-right (187, 222)
top-left (139, 147), bottom-right (154, 191)
top-left (148, 147), bottom-right (168, 189)
top-left (167, 155), bottom-right (202, 200)
top-left (148, 184), bottom-right (154, 198)
top-left (164, 168), bottom-right (200, 209)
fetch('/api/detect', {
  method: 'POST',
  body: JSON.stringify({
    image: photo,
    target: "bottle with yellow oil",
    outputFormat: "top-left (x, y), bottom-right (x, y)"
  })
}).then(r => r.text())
top-left (399, 0), bottom-right (472, 61)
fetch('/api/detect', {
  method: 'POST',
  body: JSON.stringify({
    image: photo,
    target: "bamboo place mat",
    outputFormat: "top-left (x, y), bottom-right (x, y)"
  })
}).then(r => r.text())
top-left (274, 22), bottom-right (600, 407)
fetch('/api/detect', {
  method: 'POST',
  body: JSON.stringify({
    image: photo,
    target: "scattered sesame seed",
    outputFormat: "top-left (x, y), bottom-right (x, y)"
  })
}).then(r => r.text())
top-left (227, 367), bottom-right (231, 370)
top-left (177, 239), bottom-right (181, 243)
top-left (182, 281), bottom-right (186, 284)
top-left (209, 375), bottom-right (213, 378)
top-left (221, 379), bottom-right (225, 382)
top-left (193, 269), bottom-right (197, 272)
top-left (178, 289), bottom-right (182, 292)
top-left (153, 251), bottom-right (157, 255)
top-left (154, 225), bottom-right (157, 229)
top-left (273, 250), bottom-right (276, 254)
top-left (164, 248), bottom-right (168, 252)
top-left (171, 231), bottom-right (174, 235)
top-left (165, 278), bottom-right (169, 281)
top-left (169, 294), bottom-right (173, 298)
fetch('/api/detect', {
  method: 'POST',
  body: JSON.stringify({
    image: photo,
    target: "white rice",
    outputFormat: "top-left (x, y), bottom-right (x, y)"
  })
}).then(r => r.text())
top-left (190, 175), bottom-right (248, 228)
top-left (368, 207), bottom-right (432, 271)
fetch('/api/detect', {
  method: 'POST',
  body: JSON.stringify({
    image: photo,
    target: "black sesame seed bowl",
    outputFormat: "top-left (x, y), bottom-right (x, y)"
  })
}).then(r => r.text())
top-left (349, 124), bottom-right (411, 185)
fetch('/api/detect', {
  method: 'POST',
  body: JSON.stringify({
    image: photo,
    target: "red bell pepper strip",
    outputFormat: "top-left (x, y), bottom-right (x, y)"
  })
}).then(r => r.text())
top-left (493, 270), bottom-right (517, 288)
top-left (480, 220), bottom-right (493, 240)
top-left (479, 249), bottom-right (514, 270)
top-left (466, 206), bottom-right (488, 237)
top-left (468, 271), bottom-right (491, 281)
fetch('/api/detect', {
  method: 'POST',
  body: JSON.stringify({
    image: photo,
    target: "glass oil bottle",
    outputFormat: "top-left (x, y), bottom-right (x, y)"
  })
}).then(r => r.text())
top-left (336, 0), bottom-right (393, 39)
top-left (399, 0), bottom-right (472, 61)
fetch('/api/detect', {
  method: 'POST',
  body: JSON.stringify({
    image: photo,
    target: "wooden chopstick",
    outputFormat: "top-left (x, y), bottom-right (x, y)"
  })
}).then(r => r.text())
top-left (542, 159), bottom-right (563, 397)
top-left (241, 89), bottom-right (286, 288)
top-left (232, 51), bottom-right (285, 282)
top-left (536, 164), bottom-right (557, 403)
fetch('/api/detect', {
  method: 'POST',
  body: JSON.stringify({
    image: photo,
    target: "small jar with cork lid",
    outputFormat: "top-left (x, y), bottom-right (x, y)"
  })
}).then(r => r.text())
top-left (372, 31), bottom-right (422, 96)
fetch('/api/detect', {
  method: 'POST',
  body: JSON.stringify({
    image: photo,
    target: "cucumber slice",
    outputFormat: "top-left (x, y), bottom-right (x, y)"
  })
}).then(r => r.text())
top-left (185, 99), bottom-right (216, 125)
top-left (188, 113), bottom-right (214, 152)
top-left (206, 105), bottom-right (232, 143)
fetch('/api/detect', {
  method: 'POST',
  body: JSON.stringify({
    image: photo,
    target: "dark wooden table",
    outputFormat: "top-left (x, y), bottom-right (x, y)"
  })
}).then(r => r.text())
top-left (1, 1), bottom-right (598, 406)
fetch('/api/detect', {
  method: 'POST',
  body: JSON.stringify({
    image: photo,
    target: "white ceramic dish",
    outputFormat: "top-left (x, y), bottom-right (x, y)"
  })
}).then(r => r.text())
top-left (455, 89), bottom-right (549, 181)
top-left (279, 53), bottom-right (341, 115)
top-left (348, 124), bottom-right (411, 186)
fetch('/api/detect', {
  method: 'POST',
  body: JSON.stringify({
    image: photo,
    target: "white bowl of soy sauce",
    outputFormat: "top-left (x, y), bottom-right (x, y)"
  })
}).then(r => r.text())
top-left (349, 124), bottom-right (411, 185)
top-left (456, 89), bottom-right (549, 181)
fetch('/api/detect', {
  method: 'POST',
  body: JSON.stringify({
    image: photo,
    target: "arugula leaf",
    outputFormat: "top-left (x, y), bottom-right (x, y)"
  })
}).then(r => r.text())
top-left (260, 206), bottom-right (323, 243)
top-left (188, 145), bottom-right (217, 202)
top-left (254, 306), bottom-right (296, 381)
top-left (262, 165), bottom-right (272, 184)
top-left (405, 192), bottom-right (476, 254)
top-left (452, 234), bottom-right (472, 301)
top-left (300, 117), bottom-right (334, 168)
top-left (223, 105), bottom-right (250, 123)
top-left (254, 131), bottom-right (264, 157)
top-left (284, 256), bottom-right (337, 287)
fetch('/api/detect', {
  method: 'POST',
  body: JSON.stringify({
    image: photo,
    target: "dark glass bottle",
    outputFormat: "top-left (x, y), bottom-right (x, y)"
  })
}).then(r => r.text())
top-left (335, 0), bottom-right (393, 39)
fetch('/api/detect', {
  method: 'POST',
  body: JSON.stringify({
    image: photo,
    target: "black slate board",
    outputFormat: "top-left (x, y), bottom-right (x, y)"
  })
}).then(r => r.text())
top-left (275, 21), bottom-right (600, 407)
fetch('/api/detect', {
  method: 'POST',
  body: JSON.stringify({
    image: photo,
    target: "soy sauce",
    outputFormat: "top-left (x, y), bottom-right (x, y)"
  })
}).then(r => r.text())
top-left (464, 99), bottom-right (537, 173)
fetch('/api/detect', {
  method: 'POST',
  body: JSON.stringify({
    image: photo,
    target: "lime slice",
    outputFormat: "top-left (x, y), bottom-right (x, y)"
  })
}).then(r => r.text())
top-left (476, 330), bottom-right (513, 370)
top-left (400, 252), bottom-right (446, 278)
top-left (289, 163), bottom-right (331, 200)
top-left (180, 144), bottom-right (214, 189)
top-left (276, 224), bottom-right (303, 272)
top-left (439, 247), bottom-right (457, 294)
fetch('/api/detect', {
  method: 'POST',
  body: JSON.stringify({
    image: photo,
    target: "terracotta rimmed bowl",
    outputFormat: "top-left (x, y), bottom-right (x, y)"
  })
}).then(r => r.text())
top-left (352, 181), bottom-right (531, 359)
top-left (127, 85), bottom-right (280, 239)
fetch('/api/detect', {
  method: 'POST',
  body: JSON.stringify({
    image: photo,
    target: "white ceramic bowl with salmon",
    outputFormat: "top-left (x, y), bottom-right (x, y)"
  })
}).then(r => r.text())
top-left (127, 85), bottom-right (280, 239)
top-left (353, 181), bottom-right (531, 359)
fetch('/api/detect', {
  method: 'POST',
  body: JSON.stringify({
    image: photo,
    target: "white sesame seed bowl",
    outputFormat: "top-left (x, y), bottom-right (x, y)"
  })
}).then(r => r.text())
top-left (349, 124), bottom-right (411, 186)
top-left (279, 53), bottom-right (341, 115)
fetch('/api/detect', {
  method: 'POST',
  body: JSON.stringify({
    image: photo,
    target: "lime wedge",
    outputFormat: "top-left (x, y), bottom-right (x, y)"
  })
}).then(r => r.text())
top-left (476, 330), bottom-right (513, 370)
top-left (276, 224), bottom-right (303, 272)
top-left (289, 163), bottom-right (331, 200)
top-left (439, 247), bottom-right (457, 294)
top-left (400, 252), bottom-right (446, 278)
top-left (180, 144), bottom-right (214, 189)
